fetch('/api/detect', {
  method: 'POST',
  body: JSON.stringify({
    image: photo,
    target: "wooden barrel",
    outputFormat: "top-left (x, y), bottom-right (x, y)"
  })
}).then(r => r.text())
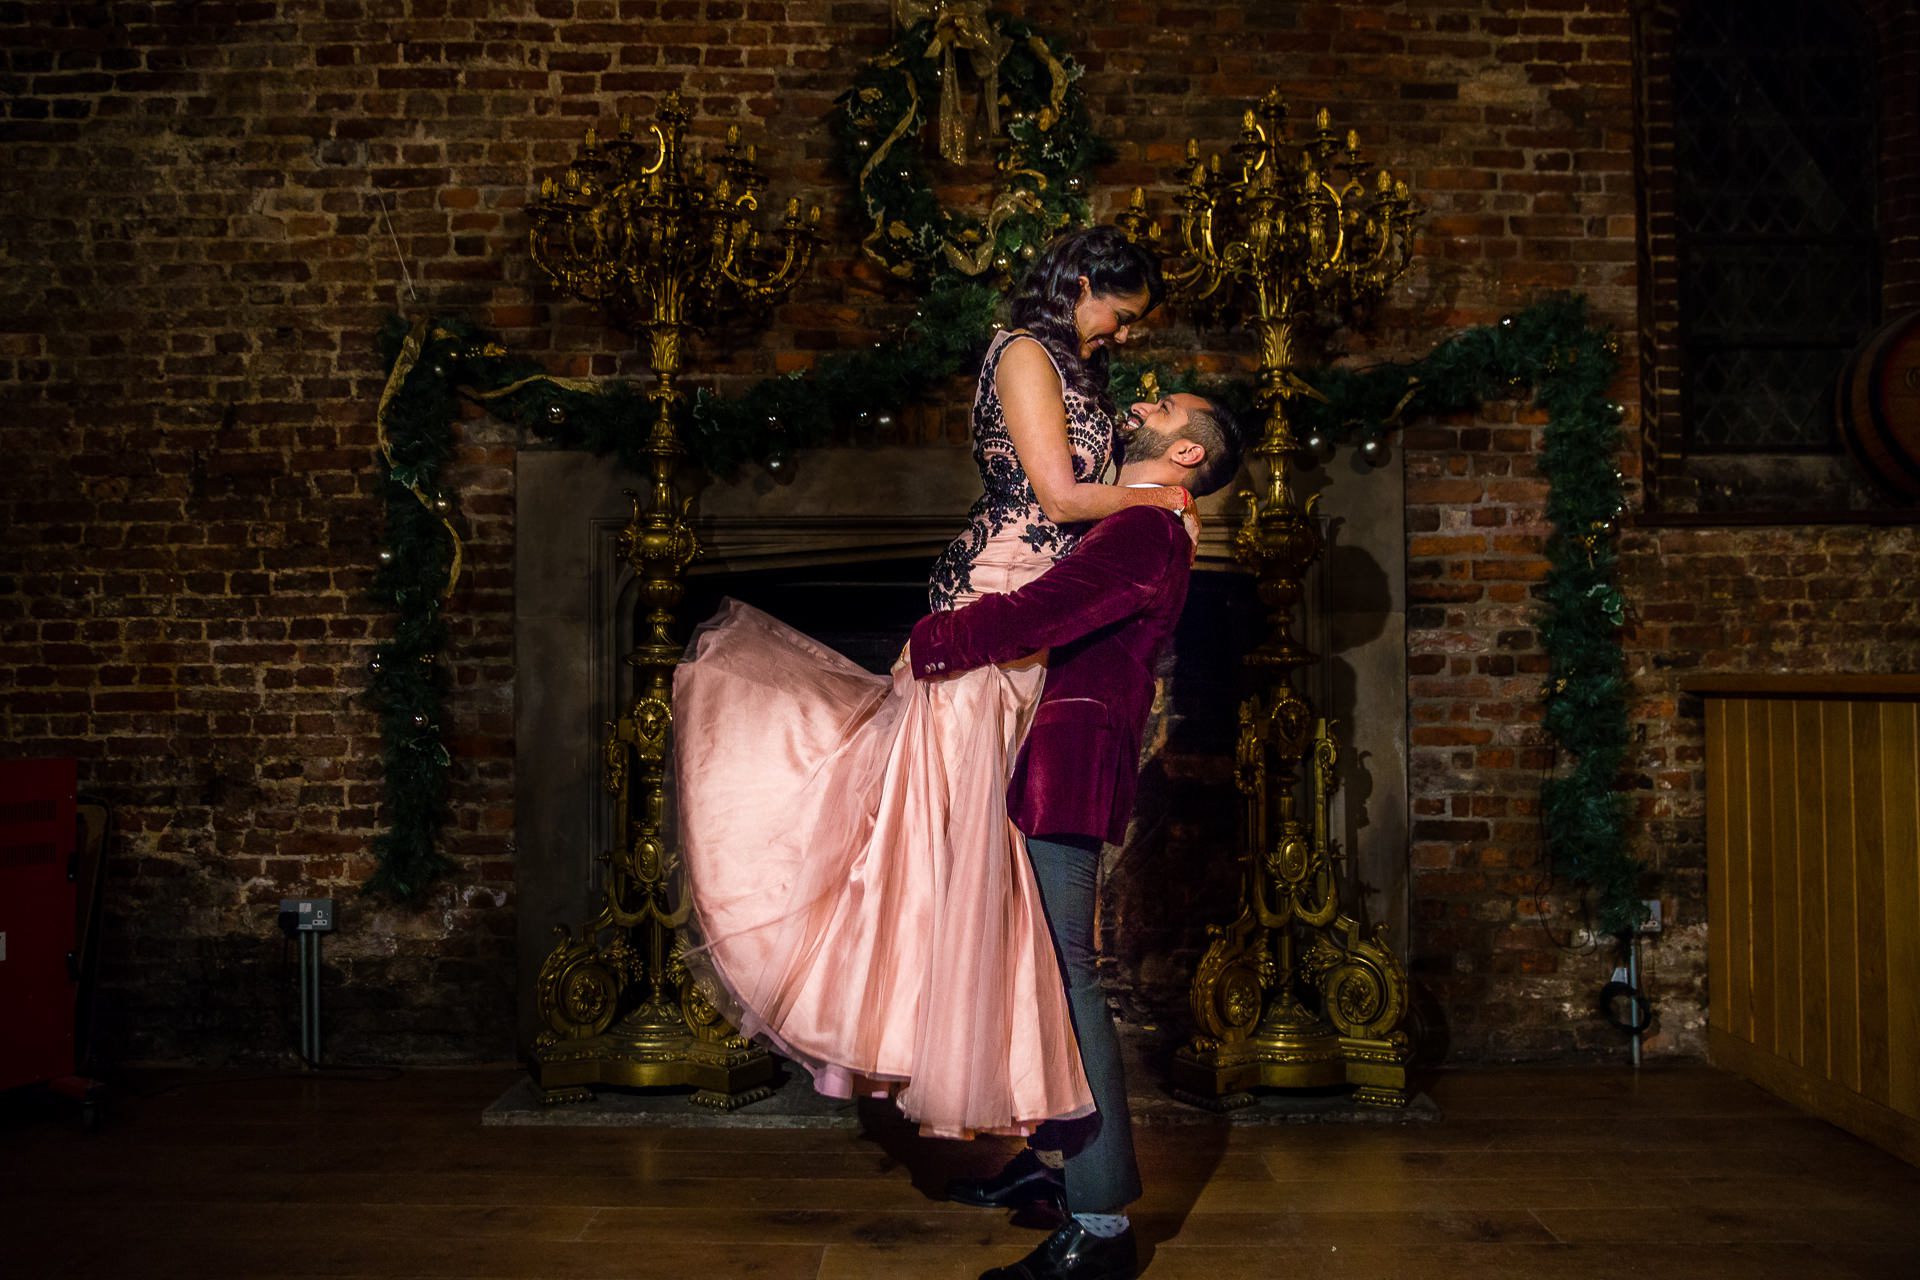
top-left (1837, 311), bottom-right (1920, 502)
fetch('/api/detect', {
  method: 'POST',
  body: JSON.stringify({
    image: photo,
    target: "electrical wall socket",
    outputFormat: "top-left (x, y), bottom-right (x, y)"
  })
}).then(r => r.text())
top-left (278, 898), bottom-right (335, 933)
top-left (1638, 898), bottom-right (1663, 934)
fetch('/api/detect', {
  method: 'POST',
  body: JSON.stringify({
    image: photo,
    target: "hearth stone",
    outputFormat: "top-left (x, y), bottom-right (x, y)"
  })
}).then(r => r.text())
top-left (481, 1024), bottom-right (1439, 1128)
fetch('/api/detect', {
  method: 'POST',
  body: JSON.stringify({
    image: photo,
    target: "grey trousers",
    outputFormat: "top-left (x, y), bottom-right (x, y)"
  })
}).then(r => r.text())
top-left (1025, 834), bottom-right (1143, 1214)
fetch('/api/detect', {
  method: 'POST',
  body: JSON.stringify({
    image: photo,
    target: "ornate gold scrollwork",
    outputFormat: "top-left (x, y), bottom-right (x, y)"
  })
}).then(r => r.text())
top-left (630, 695), bottom-right (672, 763)
top-left (1302, 919), bottom-right (1410, 1042)
top-left (1232, 700), bottom-right (1263, 795)
top-left (526, 95), bottom-right (810, 1106)
top-left (533, 930), bottom-right (626, 1044)
top-left (1188, 917), bottom-right (1271, 1047)
top-left (600, 719), bottom-right (627, 798)
top-left (1151, 88), bottom-right (1417, 1108)
top-left (1268, 828), bottom-right (1337, 929)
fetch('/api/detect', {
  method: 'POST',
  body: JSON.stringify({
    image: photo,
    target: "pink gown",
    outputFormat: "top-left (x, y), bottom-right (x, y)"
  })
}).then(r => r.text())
top-left (673, 332), bottom-right (1120, 1137)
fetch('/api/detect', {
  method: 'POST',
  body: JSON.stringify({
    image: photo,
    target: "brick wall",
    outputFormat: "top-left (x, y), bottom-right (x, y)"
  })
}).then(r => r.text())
top-left (3, 1), bottom-right (1914, 1066)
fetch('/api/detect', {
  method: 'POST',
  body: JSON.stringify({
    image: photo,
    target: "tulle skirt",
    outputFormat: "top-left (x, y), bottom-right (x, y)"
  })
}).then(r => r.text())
top-left (672, 596), bottom-right (1093, 1138)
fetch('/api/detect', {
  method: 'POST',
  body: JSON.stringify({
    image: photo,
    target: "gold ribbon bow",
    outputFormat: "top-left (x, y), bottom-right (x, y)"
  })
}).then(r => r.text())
top-left (375, 319), bottom-right (467, 599)
top-left (894, 1), bottom-right (1010, 164)
top-left (941, 187), bottom-right (1045, 275)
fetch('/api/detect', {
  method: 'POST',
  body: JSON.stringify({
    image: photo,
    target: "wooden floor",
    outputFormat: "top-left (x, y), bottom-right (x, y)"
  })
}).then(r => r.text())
top-left (3, 1065), bottom-right (1917, 1279)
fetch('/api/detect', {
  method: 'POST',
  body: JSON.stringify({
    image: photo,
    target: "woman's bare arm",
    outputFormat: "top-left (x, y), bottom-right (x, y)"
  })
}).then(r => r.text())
top-left (995, 339), bottom-right (1187, 524)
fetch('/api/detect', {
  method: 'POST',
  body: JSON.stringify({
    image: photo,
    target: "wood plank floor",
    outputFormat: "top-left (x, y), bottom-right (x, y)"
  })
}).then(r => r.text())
top-left (3, 1065), bottom-right (1917, 1279)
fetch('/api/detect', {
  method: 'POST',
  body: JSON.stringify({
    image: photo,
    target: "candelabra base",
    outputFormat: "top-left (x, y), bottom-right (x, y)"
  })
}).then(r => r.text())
top-left (533, 1011), bottom-right (777, 1110)
top-left (1171, 1025), bottom-right (1409, 1110)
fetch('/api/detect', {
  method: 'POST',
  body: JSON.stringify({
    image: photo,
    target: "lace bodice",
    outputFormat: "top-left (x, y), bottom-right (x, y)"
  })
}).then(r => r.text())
top-left (927, 331), bottom-right (1121, 611)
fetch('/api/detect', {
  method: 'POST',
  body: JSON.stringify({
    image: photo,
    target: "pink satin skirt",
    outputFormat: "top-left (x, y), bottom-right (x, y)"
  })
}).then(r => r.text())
top-left (671, 595), bottom-right (1093, 1138)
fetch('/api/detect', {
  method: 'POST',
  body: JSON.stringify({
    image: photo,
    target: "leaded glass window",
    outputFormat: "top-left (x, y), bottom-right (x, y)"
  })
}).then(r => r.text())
top-left (1673, 0), bottom-right (1878, 453)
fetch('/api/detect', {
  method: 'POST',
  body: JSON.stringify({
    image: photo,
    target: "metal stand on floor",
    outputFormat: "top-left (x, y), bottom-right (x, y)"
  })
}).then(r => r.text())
top-left (278, 898), bottom-right (335, 1067)
top-left (1600, 912), bottom-right (1657, 1068)
top-left (298, 928), bottom-right (324, 1065)
top-left (1627, 935), bottom-right (1643, 1069)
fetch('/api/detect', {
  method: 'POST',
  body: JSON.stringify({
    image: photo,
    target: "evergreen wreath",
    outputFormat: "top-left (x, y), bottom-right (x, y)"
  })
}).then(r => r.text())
top-left (833, 9), bottom-right (1110, 285)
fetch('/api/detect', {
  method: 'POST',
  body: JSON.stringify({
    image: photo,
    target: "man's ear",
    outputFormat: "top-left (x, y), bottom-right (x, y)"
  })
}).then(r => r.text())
top-left (1170, 438), bottom-right (1206, 469)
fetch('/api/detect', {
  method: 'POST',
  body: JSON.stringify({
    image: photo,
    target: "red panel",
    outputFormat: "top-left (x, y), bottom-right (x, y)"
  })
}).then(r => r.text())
top-left (0, 758), bottom-right (79, 1091)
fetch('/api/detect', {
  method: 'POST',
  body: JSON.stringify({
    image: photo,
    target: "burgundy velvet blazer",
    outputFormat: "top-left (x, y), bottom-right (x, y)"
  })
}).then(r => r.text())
top-left (909, 503), bottom-right (1193, 845)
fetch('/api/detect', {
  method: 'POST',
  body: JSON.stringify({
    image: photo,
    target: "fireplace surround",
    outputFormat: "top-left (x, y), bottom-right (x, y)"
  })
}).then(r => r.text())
top-left (512, 444), bottom-right (1407, 1052)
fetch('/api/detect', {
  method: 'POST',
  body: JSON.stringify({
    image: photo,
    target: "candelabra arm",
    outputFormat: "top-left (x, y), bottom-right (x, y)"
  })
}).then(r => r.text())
top-left (721, 237), bottom-right (815, 299)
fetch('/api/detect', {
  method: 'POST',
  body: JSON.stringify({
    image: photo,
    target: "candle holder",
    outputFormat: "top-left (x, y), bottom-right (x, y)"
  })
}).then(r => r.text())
top-left (527, 94), bottom-right (819, 1107)
top-left (1121, 89), bottom-right (1419, 1108)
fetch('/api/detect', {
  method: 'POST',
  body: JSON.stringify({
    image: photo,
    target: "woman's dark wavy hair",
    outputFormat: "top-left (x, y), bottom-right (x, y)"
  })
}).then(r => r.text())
top-left (1006, 226), bottom-right (1165, 419)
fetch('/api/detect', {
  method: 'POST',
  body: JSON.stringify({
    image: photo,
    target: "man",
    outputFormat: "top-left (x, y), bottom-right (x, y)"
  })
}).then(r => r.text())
top-left (909, 392), bottom-right (1246, 1280)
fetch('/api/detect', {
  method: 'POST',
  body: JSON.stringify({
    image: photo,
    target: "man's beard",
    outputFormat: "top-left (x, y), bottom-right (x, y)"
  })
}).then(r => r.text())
top-left (1122, 426), bottom-right (1176, 466)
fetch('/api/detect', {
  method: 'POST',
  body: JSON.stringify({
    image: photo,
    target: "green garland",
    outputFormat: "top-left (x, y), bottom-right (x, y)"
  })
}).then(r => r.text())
top-left (364, 319), bottom-right (463, 901)
top-left (1323, 302), bottom-right (1642, 934)
top-left (369, 298), bottom-right (1643, 932)
top-left (833, 12), bottom-right (1109, 285)
top-left (688, 278), bottom-right (999, 469)
top-left (1320, 301), bottom-right (1642, 934)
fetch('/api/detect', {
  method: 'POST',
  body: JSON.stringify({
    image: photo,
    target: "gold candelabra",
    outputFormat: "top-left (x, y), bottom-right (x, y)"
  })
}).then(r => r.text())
top-left (1120, 89), bottom-right (1419, 1108)
top-left (527, 94), bottom-right (819, 1107)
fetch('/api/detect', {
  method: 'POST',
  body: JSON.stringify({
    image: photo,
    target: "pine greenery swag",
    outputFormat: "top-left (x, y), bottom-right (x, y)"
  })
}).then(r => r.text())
top-left (832, 12), bottom-right (1110, 285)
top-left (369, 296), bottom-right (1643, 933)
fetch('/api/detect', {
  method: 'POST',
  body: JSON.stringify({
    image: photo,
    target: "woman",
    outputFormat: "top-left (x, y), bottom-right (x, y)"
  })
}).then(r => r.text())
top-left (673, 227), bottom-right (1186, 1138)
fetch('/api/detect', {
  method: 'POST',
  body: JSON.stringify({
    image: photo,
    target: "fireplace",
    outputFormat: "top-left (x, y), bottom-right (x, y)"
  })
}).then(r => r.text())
top-left (512, 446), bottom-right (1407, 1050)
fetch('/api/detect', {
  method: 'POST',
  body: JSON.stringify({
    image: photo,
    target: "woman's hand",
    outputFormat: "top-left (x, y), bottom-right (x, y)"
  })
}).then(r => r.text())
top-left (1144, 486), bottom-right (1190, 515)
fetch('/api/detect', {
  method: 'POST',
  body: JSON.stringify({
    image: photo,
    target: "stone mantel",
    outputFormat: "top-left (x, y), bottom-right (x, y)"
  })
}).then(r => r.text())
top-left (680, 444), bottom-right (1254, 573)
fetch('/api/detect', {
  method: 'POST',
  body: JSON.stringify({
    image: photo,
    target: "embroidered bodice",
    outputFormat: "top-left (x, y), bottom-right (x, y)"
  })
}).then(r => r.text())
top-left (927, 331), bottom-right (1121, 611)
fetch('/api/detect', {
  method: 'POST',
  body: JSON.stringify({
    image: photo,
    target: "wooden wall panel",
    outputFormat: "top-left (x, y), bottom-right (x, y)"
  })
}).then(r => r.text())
top-left (1722, 698), bottom-right (1753, 1043)
top-left (1792, 699), bottom-right (1828, 1083)
top-left (1854, 706), bottom-right (1890, 1108)
top-left (1769, 701), bottom-right (1800, 1064)
top-left (1707, 698), bottom-right (1731, 1036)
top-left (1750, 701), bottom-right (1776, 1056)
top-left (1821, 700), bottom-right (1860, 1093)
top-left (1699, 684), bottom-right (1920, 1166)
top-left (1884, 703), bottom-right (1919, 1119)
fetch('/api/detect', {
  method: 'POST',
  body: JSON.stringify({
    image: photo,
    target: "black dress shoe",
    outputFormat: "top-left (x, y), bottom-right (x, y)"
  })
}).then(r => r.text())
top-left (945, 1147), bottom-right (1066, 1210)
top-left (978, 1219), bottom-right (1137, 1280)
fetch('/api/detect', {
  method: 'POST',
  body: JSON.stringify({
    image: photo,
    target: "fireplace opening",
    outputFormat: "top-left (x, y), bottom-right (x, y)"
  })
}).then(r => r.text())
top-left (683, 557), bottom-right (933, 675)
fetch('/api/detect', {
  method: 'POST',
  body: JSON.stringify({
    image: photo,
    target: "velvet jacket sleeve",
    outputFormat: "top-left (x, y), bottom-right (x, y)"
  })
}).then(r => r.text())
top-left (908, 505), bottom-right (1187, 678)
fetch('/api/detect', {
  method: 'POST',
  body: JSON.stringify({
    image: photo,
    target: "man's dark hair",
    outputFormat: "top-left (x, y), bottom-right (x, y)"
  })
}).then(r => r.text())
top-left (1182, 399), bottom-right (1247, 496)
